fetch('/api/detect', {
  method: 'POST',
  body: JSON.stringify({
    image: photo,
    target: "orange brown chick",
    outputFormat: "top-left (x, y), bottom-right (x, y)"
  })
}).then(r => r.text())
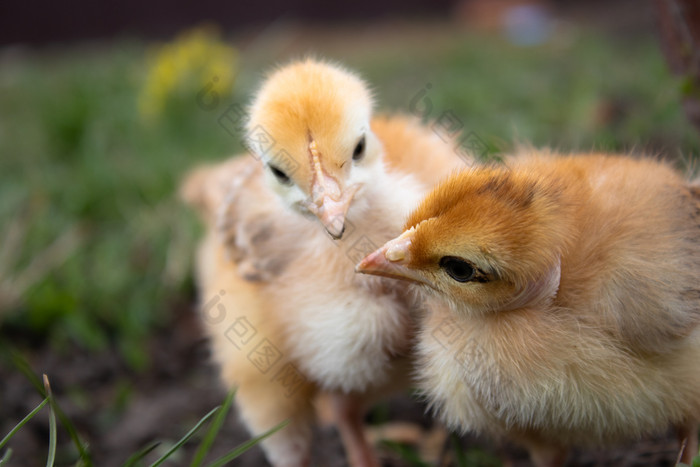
top-left (357, 152), bottom-right (700, 466)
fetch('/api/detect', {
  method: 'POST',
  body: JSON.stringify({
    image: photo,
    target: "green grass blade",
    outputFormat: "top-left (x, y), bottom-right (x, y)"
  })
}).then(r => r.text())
top-left (9, 349), bottom-right (92, 465)
top-left (123, 442), bottom-right (161, 467)
top-left (0, 448), bottom-right (13, 466)
top-left (148, 406), bottom-right (220, 467)
top-left (44, 375), bottom-right (57, 467)
top-left (0, 398), bottom-right (48, 450)
top-left (206, 420), bottom-right (289, 467)
top-left (190, 390), bottom-right (236, 467)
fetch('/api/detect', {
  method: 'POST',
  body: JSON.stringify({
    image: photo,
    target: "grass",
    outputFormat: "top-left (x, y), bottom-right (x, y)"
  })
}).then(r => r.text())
top-left (0, 40), bottom-right (233, 367)
top-left (0, 370), bottom-right (288, 466)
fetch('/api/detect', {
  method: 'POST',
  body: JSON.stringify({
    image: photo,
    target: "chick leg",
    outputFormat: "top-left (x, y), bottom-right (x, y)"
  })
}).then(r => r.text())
top-left (329, 392), bottom-right (381, 467)
top-left (234, 375), bottom-right (316, 467)
top-left (520, 437), bottom-right (567, 467)
top-left (676, 420), bottom-right (699, 465)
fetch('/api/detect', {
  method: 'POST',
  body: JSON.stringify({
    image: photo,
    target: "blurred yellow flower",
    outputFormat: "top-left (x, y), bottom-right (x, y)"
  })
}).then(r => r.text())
top-left (139, 26), bottom-right (237, 120)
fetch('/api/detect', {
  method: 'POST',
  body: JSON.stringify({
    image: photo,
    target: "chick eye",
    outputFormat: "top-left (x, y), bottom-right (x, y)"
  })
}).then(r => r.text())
top-left (269, 165), bottom-right (292, 185)
top-left (352, 136), bottom-right (365, 162)
top-left (439, 257), bottom-right (476, 283)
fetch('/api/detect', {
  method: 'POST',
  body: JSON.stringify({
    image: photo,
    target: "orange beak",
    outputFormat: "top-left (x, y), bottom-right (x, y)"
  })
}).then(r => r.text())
top-left (355, 228), bottom-right (427, 285)
top-left (305, 140), bottom-right (358, 239)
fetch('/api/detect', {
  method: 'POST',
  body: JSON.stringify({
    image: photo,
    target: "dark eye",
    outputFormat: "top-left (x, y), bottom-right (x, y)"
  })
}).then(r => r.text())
top-left (269, 165), bottom-right (291, 185)
top-left (352, 136), bottom-right (365, 162)
top-left (439, 257), bottom-right (476, 283)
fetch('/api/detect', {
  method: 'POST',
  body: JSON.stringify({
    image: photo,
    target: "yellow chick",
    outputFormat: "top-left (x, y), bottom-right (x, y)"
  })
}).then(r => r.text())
top-left (182, 58), bottom-right (466, 466)
top-left (357, 152), bottom-right (700, 466)
top-left (245, 58), bottom-right (463, 239)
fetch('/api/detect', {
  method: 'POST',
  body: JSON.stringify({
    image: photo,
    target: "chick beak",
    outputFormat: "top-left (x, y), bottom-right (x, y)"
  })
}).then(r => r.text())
top-left (355, 229), bottom-right (426, 285)
top-left (307, 140), bottom-right (358, 239)
top-left (314, 182), bottom-right (358, 239)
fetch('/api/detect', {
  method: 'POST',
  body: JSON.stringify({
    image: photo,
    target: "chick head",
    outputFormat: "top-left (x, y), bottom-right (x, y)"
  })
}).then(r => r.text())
top-left (357, 167), bottom-right (567, 315)
top-left (247, 58), bottom-right (381, 239)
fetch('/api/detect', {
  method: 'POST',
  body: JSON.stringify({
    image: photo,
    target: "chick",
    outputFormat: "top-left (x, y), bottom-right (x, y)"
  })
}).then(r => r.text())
top-left (245, 58), bottom-right (463, 239)
top-left (182, 59), bottom-right (466, 466)
top-left (357, 152), bottom-right (700, 466)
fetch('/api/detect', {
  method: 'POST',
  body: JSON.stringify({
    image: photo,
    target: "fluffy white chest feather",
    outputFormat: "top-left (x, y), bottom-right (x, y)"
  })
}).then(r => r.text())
top-left (266, 171), bottom-right (426, 392)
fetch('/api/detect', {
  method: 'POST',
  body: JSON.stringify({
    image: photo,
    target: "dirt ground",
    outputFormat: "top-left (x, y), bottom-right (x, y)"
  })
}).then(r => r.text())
top-left (0, 299), bottom-right (685, 467)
